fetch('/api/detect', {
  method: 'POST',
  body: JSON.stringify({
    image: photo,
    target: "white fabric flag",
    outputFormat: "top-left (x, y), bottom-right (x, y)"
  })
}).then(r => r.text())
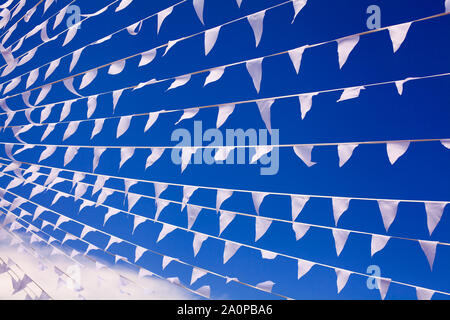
top-left (127, 193), bottom-right (141, 211)
top-left (44, 0), bottom-right (55, 13)
top-left (60, 100), bottom-right (74, 121)
top-left (108, 60), bottom-right (126, 75)
top-left (252, 192), bottom-right (269, 215)
top-left (157, 224), bottom-right (176, 242)
top-left (425, 202), bottom-right (447, 235)
top-left (386, 141), bottom-right (410, 165)
top-left (246, 58), bottom-right (263, 93)
top-left (219, 211), bottom-right (235, 235)
top-left (291, 195), bottom-right (310, 221)
top-left (191, 267), bottom-right (207, 285)
top-left (298, 92), bottom-right (318, 120)
top-left (395, 77), bottom-right (414, 95)
top-left (332, 229), bottom-right (350, 256)
top-left (214, 146), bottom-right (234, 162)
top-left (338, 144), bottom-right (358, 167)
top-left (289, 46), bottom-right (306, 74)
top-left (116, 0), bottom-right (133, 12)
top-left (293, 222), bottom-right (310, 242)
top-left (145, 147), bottom-right (164, 169)
top-left (63, 23), bottom-right (81, 46)
top-left (45, 59), bottom-right (60, 80)
top-left (26, 69), bottom-right (39, 88)
top-left (256, 99), bottom-right (274, 133)
top-left (251, 146), bottom-right (273, 163)
top-left (181, 147), bottom-right (197, 173)
top-left (255, 217), bottom-right (272, 241)
top-left (335, 268), bottom-right (351, 293)
top-left (127, 21), bottom-right (142, 35)
top-left (256, 281), bottom-right (275, 293)
top-left (223, 241), bottom-right (240, 264)
top-left (416, 287), bottom-right (435, 300)
top-left (93, 147), bottom-right (106, 171)
top-left (4, 76), bottom-right (20, 94)
top-left (35, 84), bottom-right (52, 105)
top-left (193, 0), bottom-right (204, 24)
top-left (332, 198), bottom-right (350, 226)
top-left (292, 0), bottom-right (307, 23)
top-left (236, 0), bottom-right (242, 7)
top-left (162, 256), bottom-right (174, 270)
top-left (104, 208), bottom-right (120, 225)
top-left (54, 5), bottom-right (69, 29)
top-left (80, 225), bottom-right (94, 239)
top-left (106, 236), bottom-right (122, 250)
top-left (163, 39), bottom-right (180, 56)
top-left (120, 147), bottom-right (135, 168)
top-left (144, 112), bottom-right (160, 132)
top-left (182, 186), bottom-right (198, 210)
top-left (117, 115), bottom-right (132, 138)
top-left (18, 47), bottom-right (38, 66)
top-left (446, 0), bottom-right (450, 12)
top-left (293, 145), bottom-right (316, 167)
top-left (298, 259), bottom-right (315, 279)
top-left (204, 66), bottom-right (225, 86)
top-left (187, 205), bottom-right (201, 229)
top-left (261, 249), bottom-right (277, 260)
top-left (154, 183), bottom-right (169, 199)
top-left (112, 89), bottom-right (124, 112)
top-left (378, 278), bottom-right (391, 300)
top-left (247, 10), bottom-right (265, 47)
top-left (63, 121), bottom-right (80, 141)
top-left (63, 78), bottom-right (82, 96)
top-left (378, 200), bottom-right (400, 231)
top-left (337, 86), bottom-right (364, 102)
top-left (193, 233), bottom-right (208, 257)
top-left (41, 124), bottom-right (55, 141)
top-left (216, 189), bottom-right (233, 211)
top-left (74, 183), bottom-right (88, 200)
top-left (70, 48), bottom-right (84, 72)
top-left (419, 240), bottom-right (438, 270)
top-left (167, 74), bottom-right (191, 91)
top-left (135, 246), bottom-right (146, 262)
top-left (64, 146), bottom-right (79, 166)
top-left (371, 234), bottom-right (390, 257)
top-left (91, 119), bottom-right (105, 139)
top-left (205, 26), bottom-right (221, 56)
top-left (92, 176), bottom-right (108, 195)
top-left (157, 7), bottom-right (173, 34)
top-left (39, 146), bottom-right (57, 162)
top-left (139, 49), bottom-right (156, 67)
top-left (155, 199), bottom-right (170, 220)
top-left (80, 69), bottom-right (98, 90)
top-left (30, 185), bottom-right (46, 198)
top-left (337, 35), bottom-right (359, 69)
top-left (40, 105), bottom-right (54, 123)
top-left (388, 22), bottom-right (412, 53)
top-left (216, 104), bottom-right (235, 128)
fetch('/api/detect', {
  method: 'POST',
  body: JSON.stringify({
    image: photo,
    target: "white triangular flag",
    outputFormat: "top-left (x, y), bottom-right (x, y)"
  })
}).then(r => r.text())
top-left (45, 59), bottom-right (60, 80)
top-left (63, 78), bottom-right (82, 96)
top-left (4, 76), bottom-right (21, 94)
top-left (26, 69), bottom-right (39, 88)
top-left (338, 144), bottom-right (358, 167)
top-left (157, 7), bottom-right (173, 34)
top-left (378, 278), bottom-right (391, 300)
top-left (64, 146), bottom-right (79, 166)
top-left (425, 202), bottom-right (447, 235)
top-left (145, 147), bottom-right (164, 169)
top-left (298, 92), bottom-right (318, 120)
top-left (135, 246), bottom-right (146, 262)
top-left (155, 199), bottom-right (170, 220)
top-left (293, 145), bottom-right (316, 167)
top-left (205, 26), bottom-right (221, 55)
top-left (204, 66), bottom-right (225, 86)
top-left (246, 58), bottom-right (263, 93)
top-left (93, 147), bottom-right (106, 171)
top-left (216, 104), bottom-right (234, 128)
top-left (371, 234), bottom-right (390, 257)
top-left (39, 146), bottom-right (57, 162)
top-left (116, 0), bottom-right (133, 12)
top-left (395, 77), bottom-right (414, 95)
top-left (63, 23), bottom-right (81, 46)
top-left (139, 49), bottom-right (156, 67)
top-left (419, 240), bottom-right (438, 270)
top-left (191, 267), bottom-right (207, 285)
top-left (63, 121), bottom-right (80, 141)
top-left (104, 208), bottom-right (120, 225)
top-left (127, 21), bottom-right (142, 35)
top-left (261, 250), bottom-right (277, 260)
top-left (162, 256), bottom-right (174, 270)
top-left (41, 124), bottom-right (55, 141)
top-left (54, 5), bottom-right (68, 29)
top-left (256, 99), bottom-right (274, 133)
top-left (335, 268), bottom-right (352, 293)
top-left (119, 147), bottom-right (135, 168)
top-left (297, 259), bottom-right (315, 279)
top-left (106, 236), bottom-right (122, 250)
top-left (416, 287), bottom-right (435, 300)
top-left (255, 217), bottom-right (272, 241)
top-left (292, 223), bottom-right (310, 241)
top-left (332, 198), bottom-right (350, 226)
top-left (127, 193), bottom-right (141, 211)
top-left (70, 48), bottom-right (84, 72)
top-left (193, 233), bottom-right (208, 257)
top-left (112, 89), bottom-right (124, 112)
top-left (79, 69), bottom-right (97, 89)
top-left (289, 46), bottom-right (306, 74)
top-left (377, 200), bottom-right (399, 231)
top-left (291, 195), bottom-right (309, 221)
top-left (193, 0), bottom-right (204, 24)
top-left (223, 241), bottom-right (240, 263)
top-left (337, 35), bottom-right (359, 68)
top-left (117, 115), bottom-right (132, 138)
top-left (157, 224), bottom-right (176, 242)
top-left (248, 10), bottom-right (265, 47)
top-left (216, 189), bottom-right (233, 211)
top-left (186, 205), bottom-right (201, 229)
top-left (332, 229), bottom-right (350, 256)
top-left (256, 280), bottom-right (274, 293)
top-left (251, 146), bottom-right (273, 164)
top-left (292, 0), bottom-right (307, 23)
top-left (108, 60), bottom-right (125, 75)
top-left (388, 22), bottom-right (412, 53)
top-left (252, 192), bottom-right (268, 215)
top-left (91, 119), bottom-right (105, 139)
top-left (182, 186), bottom-right (198, 210)
top-left (386, 141), bottom-right (410, 165)
top-left (219, 211), bottom-right (235, 235)
top-left (337, 86), bottom-right (364, 102)
top-left (167, 74), bottom-right (191, 91)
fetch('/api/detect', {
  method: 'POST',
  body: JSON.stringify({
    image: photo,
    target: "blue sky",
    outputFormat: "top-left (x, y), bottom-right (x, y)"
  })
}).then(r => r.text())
top-left (0, 0), bottom-right (449, 300)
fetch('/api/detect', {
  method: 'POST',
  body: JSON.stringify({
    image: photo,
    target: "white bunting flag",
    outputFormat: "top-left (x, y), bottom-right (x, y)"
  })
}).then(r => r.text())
top-left (205, 26), bottom-right (221, 55)
top-left (332, 198), bottom-right (350, 226)
top-left (377, 200), bottom-right (400, 231)
top-left (63, 121), bottom-right (80, 141)
top-left (70, 48), bottom-right (84, 72)
top-left (386, 141), bottom-right (410, 165)
top-left (40, 105), bottom-right (54, 123)
top-left (106, 236), bottom-right (122, 250)
top-left (139, 49), bottom-right (156, 67)
top-left (29, 185), bottom-right (46, 198)
top-left (246, 58), bottom-right (263, 93)
top-left (378, 278), bottom-right (391, 300)
top-left (39, 146), bottom-right (57, 162)
top-left (395, 77), bottom-right (414, 95)
top-left (155, 199), bottom-right (170, 220)
top-left (157, 7), bottom-right (173, 34)
top-left (108, 60), bottom-right (126, 75)
top-left (191, 267), bottom-right (207, 285)
top-left (255, 217), bottom-right (272, 241)
top-left (251, 146), bottom-right (273, 164)
top-left (44, 0), bottom-right (55, 13)
top-left (193, 233), bottom-right (208, 257)
top-left (425, 202), bottom-right (447, 235)
top-left (223, 241), bottom-right (240, 264)
top-left (54, 6), bottom-right (69, 29)
top-left (63, 78), bottom-right (82, 96)
top-left (338, 144), bottom-right (358, 167)
top-left (289, 46), bottom-right (306, 74)
top-left (256, 99), bottom-right (274, 133)
top-left (26, 69), bottom-right (39, 88)
top-left (204, 66), bottom-right (225, 86)
top-left (419, 240), bottom-right (438, 270)
top-left (167, 74), bottom-right (191, 91)
top-left (248, 10), bottom-right (265, 47)
top-left (371, 234), bottom-right (390, 257)
top-left (154, 183), bottom-right (169, 200)
top-left (298, 259), bottom-right (315, 279)
top-left (219, 211), bottom-right (235, 235)
top-left (162, 256), bottom-right (174, 270)
top-left (181, 147), bottom-right (197, 173)
top-left (116, 116), bottom-right (132, 138)
top-left (292, 0), bottom-right (307, 23)
top-left (35, 84), bottom-right (52, 105)
top-left (163, 39), bottom-right (180, 56)
top-left (157, 224), bottom-right (176, 242)
top-left (145, 147), bottom-right (164, 169)
top-left (335, 268), bottom-right (351, 293)
top-left (298, 92), bottom-right (318, 120)
top-left (182, 186), bottom-right (199, 210)
top-left (216, 104), bottom-right (235, 128)
top-left (216, 189), bottom-right (233, 211)
top-left (64, 147), bottom-right (79, 166)
top-left (332, 229), bottom-right (350, 256)
top-left (337, 86), bottom-right (364, 102)
top-left (80, 69), bottom-right (98, 90)
top-left (63, 23), bottom-right (81, 46)
top-left (18, 47), bottom-right (38, 66)
top-left (252, 192), bottom-right (268, 215)
top-left (187, 205), bottom-right (201, 229)
top-left (127, 193), bottom-right (141, 211)
top-left (256, 281), bottom-right (275, 293)
top-left (193, 0), bottom-right (204, 24)
top-left (116, 0), bottom-right (133, 12)
top-left (293, 145), bottom-right (316, 167)
top-left (337, 35), bottom-right (359, 69)
top-left (135, 246), bottom-right (146, 262)
top-left (60, 100), bottom-right (74, 121)
top-left (45, 59), bottom-right (60, 80)
top-left (112, 89), bottom-right (124, 112)
top-left (416, 287), bottom-right (435, 300)
top-left (127, 21), bottom-right (142, 35)
top-left (91, 119), bottom-right (105, 139)
top-left (119, 147), bottom-right (135, 168)
top-left (104, 208), bottom-right (120, 225)
top-left (93, 147), bottom-right (106, 171)
top-left (388, 22), bottom-right (412, 53)
top-left (4, 76), bottom-right (20, 94)
top-left (261, 249), bottom-right (277, 260)
top-left (236, 0), bottom-right (242, 8)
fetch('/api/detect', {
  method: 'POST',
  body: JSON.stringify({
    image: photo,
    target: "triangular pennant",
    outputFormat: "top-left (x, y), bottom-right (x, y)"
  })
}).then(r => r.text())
top-left (205, 26), bottom-right (221, 55)
top-left (247, 10), bottom-right (265, 47)
top-left (293, 145), bottom-right (316, 167)
top-left (216, 104), bottom-right (235, 128)
top-left (193, 233), bottom-right (208, 257)
top-left (388, 22), bottom-right (412, 53)
top-left (419, 240), bottom-right (438, 270)
top-left (255, 217), bottom-right (272, 241)
top-left (337, 35), bottom-right (359, 68)
top-left (246, 58), bottom-right (263, 93)
top-left (425, 202), bottom-right (446, 235)
top-left (252, 192), bottom-right (268, 215)
top-left (371, 234), bottom-right (390, 257)
top-left (332, 198), bottom-right (350, 226)
top-left (332, 229), bottom-right (350, 256)
top-left (223, 241), bottom-right (240, 264)
top-left (219, 211), bottom-right (235, 235)
top-left (157, 224), bottom-right (176, 242)
top-left (338, 144), bottom-right (358, 167)
top-left (335, 268), bottom-right (352, 293)
top-left (386, 141), bottom-right (410, 165)
top-left (297, 259), bottom-right (315, 279)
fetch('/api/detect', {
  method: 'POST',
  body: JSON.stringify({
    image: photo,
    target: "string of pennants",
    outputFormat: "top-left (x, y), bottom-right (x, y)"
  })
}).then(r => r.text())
top-left (0, 0), bottom-right (449, 300)
top-left (0, 158), bottom-right (448, 299)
